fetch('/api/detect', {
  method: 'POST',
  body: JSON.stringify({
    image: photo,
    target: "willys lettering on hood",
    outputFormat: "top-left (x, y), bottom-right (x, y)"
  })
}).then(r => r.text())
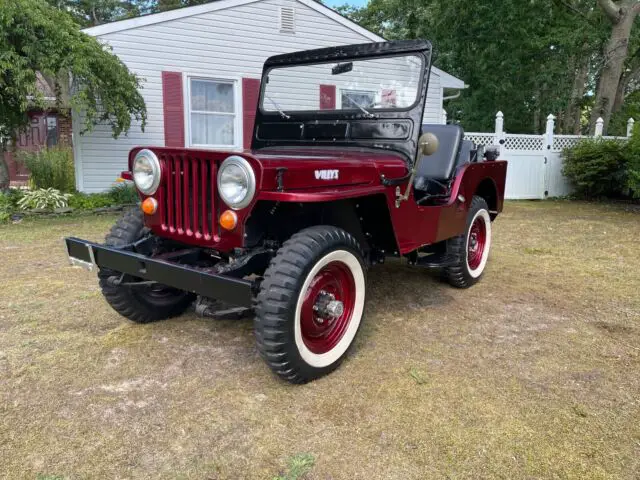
top-left (254, 149), bottom-right (407, 191)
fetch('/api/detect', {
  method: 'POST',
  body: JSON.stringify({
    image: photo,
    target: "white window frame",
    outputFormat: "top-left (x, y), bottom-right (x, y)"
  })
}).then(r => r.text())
top-left (184, 73), bottom-right (243, 150)
top-left (338, 88), bottom-right (377, 110)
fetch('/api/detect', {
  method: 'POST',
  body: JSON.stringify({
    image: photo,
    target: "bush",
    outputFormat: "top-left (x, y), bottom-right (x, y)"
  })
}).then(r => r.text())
top-left (626, 126), bottom-right (640, 198)
top-left (108, 182), bottom-right (138, 204)
top-left (67, 182), bottom-right (138, 210)
top-left (17, 188), bottom-right (70, 210)
top-left (67, 192), bottom-right (113, 210)
top-left (18, 147), bottom-right (75, 192)
top-left (562, 139), bottom-right (629, 198)
top-left (0, 189), bottom-right (25, 223)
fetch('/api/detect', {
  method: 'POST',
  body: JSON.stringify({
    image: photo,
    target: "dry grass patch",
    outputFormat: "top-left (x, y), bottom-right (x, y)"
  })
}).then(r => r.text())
top-left (0, 202), bottom-right (639, 479)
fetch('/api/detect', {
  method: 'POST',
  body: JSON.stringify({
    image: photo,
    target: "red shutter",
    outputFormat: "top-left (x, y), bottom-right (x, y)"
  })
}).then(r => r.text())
top-left (242, 78), bottom-right (261, 149)
top-left (162, 71), bottom-right (185, 147)
top-left (319, 84), bottom-right (336, 110)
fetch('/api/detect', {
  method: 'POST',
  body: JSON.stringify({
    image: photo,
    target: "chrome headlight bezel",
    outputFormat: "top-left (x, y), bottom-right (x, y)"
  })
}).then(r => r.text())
top-left (132, 149), bottom-right (161, 195)
top-left (217, 156), bottom-right (256, 210)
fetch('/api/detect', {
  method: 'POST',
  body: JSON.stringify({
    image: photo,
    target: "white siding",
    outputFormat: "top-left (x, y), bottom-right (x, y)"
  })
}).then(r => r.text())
top-left (76, 0), bottom-right (446, 192)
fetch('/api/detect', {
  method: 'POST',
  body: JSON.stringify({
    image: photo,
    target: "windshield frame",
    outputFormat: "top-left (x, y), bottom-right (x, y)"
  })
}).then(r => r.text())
top-left (251, 40), bottom-right (433, 165)
top-left (259, 52), bottom-right (426, 116)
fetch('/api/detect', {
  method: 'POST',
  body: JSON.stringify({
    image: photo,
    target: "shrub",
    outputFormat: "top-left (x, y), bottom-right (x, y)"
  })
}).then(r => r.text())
top-left (17, 188), bottom-right (71, 210)
top-left (108, 182), bottom-right (138, 204)
top-left (0, 189), bottom-right (25, 223)
top-left (562, 139), bottom-right (629, 198)
top-left (67, 192), bottom-right (113, 210)
top-left (67, 182), bottom-right (138, 210)
top-left (18, 147), bottom-right (75, 192)
top-left (626, 126), bottom-right (640, 198)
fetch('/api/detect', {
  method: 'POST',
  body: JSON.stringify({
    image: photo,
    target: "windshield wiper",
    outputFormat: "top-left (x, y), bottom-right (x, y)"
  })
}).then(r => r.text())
top-left (343, 95), bottom-right (374, 118)
top-left (266, 95), bottom-right (290, 119)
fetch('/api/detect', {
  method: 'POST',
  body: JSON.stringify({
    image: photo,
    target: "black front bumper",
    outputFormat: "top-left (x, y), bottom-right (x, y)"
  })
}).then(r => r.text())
top-left (64, 237), bottom-right (254, 307)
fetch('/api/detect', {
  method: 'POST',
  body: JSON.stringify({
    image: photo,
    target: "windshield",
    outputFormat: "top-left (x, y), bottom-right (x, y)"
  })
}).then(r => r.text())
top-left (261, 54), bottom-right (424, 114)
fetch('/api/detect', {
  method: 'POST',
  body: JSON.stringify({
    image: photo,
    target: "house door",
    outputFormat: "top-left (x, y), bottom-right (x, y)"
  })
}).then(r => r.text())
top-left (4, 112), bottom-right (57, 185)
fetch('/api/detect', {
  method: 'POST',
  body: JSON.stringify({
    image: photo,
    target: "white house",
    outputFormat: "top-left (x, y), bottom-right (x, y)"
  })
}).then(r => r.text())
top-left (75, 0), bottom-right (465, 192)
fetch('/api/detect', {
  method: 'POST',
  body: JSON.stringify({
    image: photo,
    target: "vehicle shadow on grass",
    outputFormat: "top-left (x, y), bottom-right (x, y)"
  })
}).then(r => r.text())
top-left (168, 258), bottom-right (457, 370)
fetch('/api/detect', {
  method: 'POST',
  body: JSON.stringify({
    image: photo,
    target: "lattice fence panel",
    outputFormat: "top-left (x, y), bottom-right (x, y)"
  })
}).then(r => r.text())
top-left (503, 134), bottom-right (544, 151)
top-left (464, 133), bottom-right (495, 146)
top-left (553, 135), bottom-right (584, 151)
top-left (601, 136), bottom-right (629, 143)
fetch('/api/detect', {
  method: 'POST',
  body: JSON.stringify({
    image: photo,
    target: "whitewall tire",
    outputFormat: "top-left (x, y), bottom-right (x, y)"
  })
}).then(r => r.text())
top-left (255, 226), bottom-right (367, 383)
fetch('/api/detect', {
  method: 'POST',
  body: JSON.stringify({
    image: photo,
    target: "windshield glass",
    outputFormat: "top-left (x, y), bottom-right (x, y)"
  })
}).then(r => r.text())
top-left (261, 54), bottom-right (424, 114)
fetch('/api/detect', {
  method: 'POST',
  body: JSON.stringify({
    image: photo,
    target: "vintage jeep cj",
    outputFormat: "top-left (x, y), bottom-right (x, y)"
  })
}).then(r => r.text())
top-left (65, 40), bottom-right (507, 383)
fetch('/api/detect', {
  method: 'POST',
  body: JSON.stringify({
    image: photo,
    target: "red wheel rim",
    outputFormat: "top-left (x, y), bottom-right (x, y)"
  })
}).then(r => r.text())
top-left (467, 215), bottom-right (487, 270)
top-left (300, 261), bottom-right (356, 354)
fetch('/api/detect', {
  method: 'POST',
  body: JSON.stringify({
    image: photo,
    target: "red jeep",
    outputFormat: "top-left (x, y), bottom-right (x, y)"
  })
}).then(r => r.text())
top-left (65, 40), bottom-right (507, 383)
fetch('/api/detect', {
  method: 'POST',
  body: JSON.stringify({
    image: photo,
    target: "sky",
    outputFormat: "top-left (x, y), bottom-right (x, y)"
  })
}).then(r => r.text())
top-left (324, 0), bottom-right (368, 7)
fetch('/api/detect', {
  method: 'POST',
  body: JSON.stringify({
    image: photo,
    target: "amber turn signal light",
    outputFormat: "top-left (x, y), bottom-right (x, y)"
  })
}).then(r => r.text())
top-left (141, 197), bottom-right (158, 215)
top-left (219, 210), bottom-right (238, 231)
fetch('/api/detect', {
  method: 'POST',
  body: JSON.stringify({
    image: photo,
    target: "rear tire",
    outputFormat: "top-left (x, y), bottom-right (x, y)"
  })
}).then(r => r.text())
top-left (255, 226), bottom-right (367, 383)
top-left (445, 196), bottom-right (492, 288)
top-left (98, 209), bottom-right (194, 323)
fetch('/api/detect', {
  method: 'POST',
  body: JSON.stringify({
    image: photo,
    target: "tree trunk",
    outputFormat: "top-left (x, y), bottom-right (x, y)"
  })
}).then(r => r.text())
top-left (565, 57), bottom-right (590, 134)
top-left (613, 62), bottom-right (640, 112)
top-left (590, 2), bottom-right (640, 133)
top-left (0, 143), bottom-right (10, 191)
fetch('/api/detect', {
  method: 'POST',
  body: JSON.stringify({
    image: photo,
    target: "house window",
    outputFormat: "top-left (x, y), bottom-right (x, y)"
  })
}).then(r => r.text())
top-left (341, 90), bottom-right (376, 110)
top-left (46, 116), bottom-right (58, 147)
top-left (188, 78), bottom-right (237, 147)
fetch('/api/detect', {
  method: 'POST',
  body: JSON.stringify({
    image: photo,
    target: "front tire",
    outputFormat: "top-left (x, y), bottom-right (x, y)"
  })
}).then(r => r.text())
top-left (445, 196), bottom-right (492, 288)
top-left (255, 226), bottom-right (367, 383)
top-left (98, 209), bottom-right (194, 323)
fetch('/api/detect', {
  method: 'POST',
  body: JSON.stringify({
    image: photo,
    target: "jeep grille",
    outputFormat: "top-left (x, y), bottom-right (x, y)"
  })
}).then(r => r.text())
top-left (158, 153), bottom-right (218, 240)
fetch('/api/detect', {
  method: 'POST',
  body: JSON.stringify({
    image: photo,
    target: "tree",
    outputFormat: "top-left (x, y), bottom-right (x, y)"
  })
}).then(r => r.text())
top-left (46, 0), bottom-right (152, 26)
top-left (338, 0), bottom-right (602, 133)
top-left (590, 0), bottom-right (640, 132)
top-left (0, 0), bottom-right (147, 189)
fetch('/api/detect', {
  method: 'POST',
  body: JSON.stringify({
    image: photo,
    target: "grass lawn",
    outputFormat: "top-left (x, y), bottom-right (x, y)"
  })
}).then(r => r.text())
top-left (0, 201), bottom-right (639, 479)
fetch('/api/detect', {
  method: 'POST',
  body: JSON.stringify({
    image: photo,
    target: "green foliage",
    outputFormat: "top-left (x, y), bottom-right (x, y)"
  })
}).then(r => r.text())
top-left (273, 453), bottom-right (315, 480)
top-left (625, 125), bottom-right (640, 197)
top-left (45, 0), bottom-right (153, 27)
top-left (17, 188), bottom-right (71, 210)
top-left (67, 182), bottom-right (138, 209)
top-left (108, 182), bottom-right (138, 204)
top-left (338, 0), bottom-right (611, 133)
top-left (67, 192), bottom-right (113, 210)
top-left (0, 189), bottom-right (24, 223)
top-left (0, 0), bottom-right (146, 140)
top-left (562, 139), bottom-right (629, 198)
top-left (18, 147), bottom-right (75, 192)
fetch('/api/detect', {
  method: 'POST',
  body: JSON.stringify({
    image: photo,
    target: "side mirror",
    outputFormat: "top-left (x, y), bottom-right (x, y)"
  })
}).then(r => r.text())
top-left (419, 132), bottom-right (439, 156)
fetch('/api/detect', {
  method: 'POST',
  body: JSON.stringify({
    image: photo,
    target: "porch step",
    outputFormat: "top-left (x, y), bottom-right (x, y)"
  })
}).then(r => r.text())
top-left (410, 253), bottom-right (458, 269)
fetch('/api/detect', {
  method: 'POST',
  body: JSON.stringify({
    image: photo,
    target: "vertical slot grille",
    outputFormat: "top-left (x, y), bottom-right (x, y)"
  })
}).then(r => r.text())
top-left (160, 153), bottom-right (216, 240)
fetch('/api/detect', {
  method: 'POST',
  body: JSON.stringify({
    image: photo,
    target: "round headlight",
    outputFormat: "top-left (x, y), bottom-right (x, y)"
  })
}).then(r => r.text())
top-left (132, 149), bottom-right (161, 195)
top-left (217, 156), bottom-right (256, 210)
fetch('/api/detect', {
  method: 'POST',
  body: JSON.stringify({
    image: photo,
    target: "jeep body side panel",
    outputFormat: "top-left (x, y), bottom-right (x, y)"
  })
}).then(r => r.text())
top-left (388, 161), bottom-right (507, 253)
top-left (130, 143), bottom-right (506, 255)
top-left (255, 156), bottom-right (507, 255)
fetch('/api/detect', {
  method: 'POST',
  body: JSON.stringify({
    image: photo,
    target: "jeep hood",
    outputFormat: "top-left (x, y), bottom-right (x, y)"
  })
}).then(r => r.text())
top-left (251, 148), bottom-right (407, 191)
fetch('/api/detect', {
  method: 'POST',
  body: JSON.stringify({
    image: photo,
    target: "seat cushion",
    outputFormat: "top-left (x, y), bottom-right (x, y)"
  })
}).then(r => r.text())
top-left (416, 124), bottom-right (464, 181)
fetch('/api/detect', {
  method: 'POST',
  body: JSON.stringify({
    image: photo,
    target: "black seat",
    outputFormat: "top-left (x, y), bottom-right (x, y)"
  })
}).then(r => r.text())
top-left (416, 124), bottom-right (464, 181)
top-left (414, 125), bottom-right (474, 198)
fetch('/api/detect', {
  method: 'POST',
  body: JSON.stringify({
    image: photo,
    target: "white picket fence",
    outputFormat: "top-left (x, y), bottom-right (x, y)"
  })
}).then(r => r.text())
top-left (450, 111), bottom-right (635, 199)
